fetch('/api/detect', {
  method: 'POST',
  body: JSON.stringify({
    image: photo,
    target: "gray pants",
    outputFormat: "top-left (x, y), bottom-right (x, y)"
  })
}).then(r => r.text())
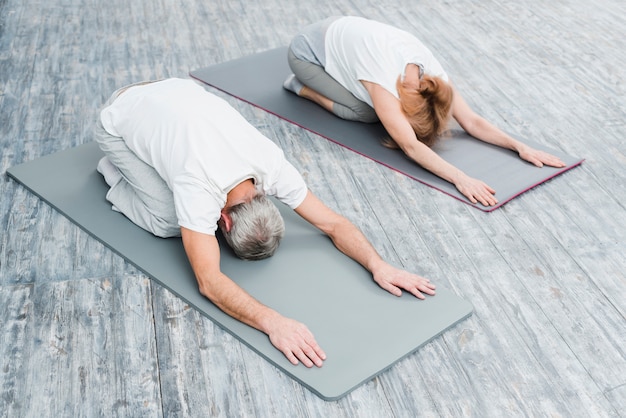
top-left (287, 18), bottom-right (379, 123)
top-left (94, 82), bottom-right (180, 238)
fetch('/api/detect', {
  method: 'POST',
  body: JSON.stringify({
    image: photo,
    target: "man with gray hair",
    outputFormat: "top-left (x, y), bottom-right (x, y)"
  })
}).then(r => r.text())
top-left (95, 78), bottom-right (436, 368)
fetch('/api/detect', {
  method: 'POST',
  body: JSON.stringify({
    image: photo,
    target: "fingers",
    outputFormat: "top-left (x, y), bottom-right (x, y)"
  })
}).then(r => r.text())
top-left (378, 280), bottom-right (403, 297)
top-left (522, 150), bottom-right (566, 168)
top-left (523, 152), bottom-right (544, 167)
top-left (298, 340), bottom-right (326, 368)
top-left (474, 191), bottom-right (498, 207)
top-left (272, 321), bottom-right (326, 368)
top-left (542, 153), bottom-right (566, 168)
top-left (406, 278), bottom-right (436, 299)
top-left (458, 178), bottom-right (498, 207)
top-left (284, 346), bottom-right (320, 368)
top-left (283, 349), bottom-right (301, 366)
top-left (466, 187), bottom-right (498, 207)
top-left (378, 271), bottom-right (436, 299)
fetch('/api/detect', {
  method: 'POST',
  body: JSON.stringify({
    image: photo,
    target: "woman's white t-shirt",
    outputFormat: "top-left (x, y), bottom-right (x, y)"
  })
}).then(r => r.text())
top-left (100, 78), bottom-right (307, 235)
top-left (324, 16), bottom-right (449, 107)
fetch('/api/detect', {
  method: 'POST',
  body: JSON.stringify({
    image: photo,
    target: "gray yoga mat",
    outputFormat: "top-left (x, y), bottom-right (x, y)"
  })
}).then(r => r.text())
top-left (7, 142), bottom-right (473, 401)
top-left (190, 47), bottom-right (584, 212)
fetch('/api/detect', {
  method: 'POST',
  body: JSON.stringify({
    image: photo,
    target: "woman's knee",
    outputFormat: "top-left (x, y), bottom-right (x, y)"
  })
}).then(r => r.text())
top-left (287, 47), bottom-right (299, 73)
top-left (354, 105), bottom-right (379, 123)
top-left (333, 102), bottom-right (379, 123)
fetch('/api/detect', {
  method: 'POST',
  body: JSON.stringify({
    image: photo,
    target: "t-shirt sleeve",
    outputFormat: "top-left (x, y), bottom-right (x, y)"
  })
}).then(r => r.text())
top-left (403, 41), bottom-right (449, 82)
top-left (265, 159), bottom-right (308, 209)
top-left (420, 55), bottom-right (448, 82)
top-left (171, 175), bottom-right (223, 235)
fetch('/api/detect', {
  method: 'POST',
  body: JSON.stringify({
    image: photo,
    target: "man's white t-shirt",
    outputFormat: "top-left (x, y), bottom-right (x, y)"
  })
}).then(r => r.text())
top-left (324, 16), bottom-right (449, 107)
top-left (100, 78), bottom-right (308, 235)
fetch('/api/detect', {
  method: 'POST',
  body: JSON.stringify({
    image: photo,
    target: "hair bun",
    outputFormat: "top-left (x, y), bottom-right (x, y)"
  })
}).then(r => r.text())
top-left (418, 76), bottom-right (439, 100)
top-left (395, 74), bottom-right (453, 147)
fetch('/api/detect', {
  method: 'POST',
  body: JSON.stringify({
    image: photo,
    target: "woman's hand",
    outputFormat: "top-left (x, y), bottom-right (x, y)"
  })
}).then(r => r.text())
top-left (518, 145), bottom-right (566, 168)
top-left (455, 174), bottom-right (498, 206)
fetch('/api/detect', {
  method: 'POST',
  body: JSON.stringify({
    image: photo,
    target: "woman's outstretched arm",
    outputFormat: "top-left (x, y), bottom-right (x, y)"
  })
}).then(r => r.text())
top-left (450, 85), bottom-right (566, 168)
top-left (363, 80), bottom-right (498, 206)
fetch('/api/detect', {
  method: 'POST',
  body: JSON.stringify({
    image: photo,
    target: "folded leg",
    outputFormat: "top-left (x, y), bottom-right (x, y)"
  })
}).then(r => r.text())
top-left (287, 48), bottom-right (378, 123)
top-left (94, 88), bottom-right (180, 238)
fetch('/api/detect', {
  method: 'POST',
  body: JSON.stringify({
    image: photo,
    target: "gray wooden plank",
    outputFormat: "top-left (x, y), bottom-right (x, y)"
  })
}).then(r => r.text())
top-left (151, 285), bottom-right (257, 418)
top-left (0, 186), bottom-right (135, 286)
top-left (0, 284), bottom-right (33, 417)
top-left (249, 105), bottom-right (599, 416)
top-left (10, 276), bottom-right (162, 418)
top-left (361, 172), bottom-right (611, 416)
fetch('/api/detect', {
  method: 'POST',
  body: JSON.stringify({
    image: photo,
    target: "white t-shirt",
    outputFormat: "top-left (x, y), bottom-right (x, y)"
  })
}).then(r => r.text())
top-left (100, 78), bottom-right (308, 235)
top-left (324, 16), bottom-right (449, 107)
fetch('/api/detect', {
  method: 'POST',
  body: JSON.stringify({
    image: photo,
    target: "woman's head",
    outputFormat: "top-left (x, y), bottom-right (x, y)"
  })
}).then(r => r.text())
top-left (388, 75), bottom-right (453, 148)
top-left (220, 194), bottom-right (285, 260)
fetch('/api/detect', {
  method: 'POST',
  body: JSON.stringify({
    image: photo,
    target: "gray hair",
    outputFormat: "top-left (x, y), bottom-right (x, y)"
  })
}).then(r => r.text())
top-left (220, 194), bottom-right (285, 260)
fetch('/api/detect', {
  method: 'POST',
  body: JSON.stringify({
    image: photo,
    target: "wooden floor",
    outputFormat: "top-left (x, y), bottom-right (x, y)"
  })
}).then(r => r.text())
top-left (1, 0), bottom-right (624, 416)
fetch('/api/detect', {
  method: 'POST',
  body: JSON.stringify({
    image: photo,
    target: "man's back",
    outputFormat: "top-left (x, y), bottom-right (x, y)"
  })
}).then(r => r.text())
top-left (99, 78), bottom-right (307, 235)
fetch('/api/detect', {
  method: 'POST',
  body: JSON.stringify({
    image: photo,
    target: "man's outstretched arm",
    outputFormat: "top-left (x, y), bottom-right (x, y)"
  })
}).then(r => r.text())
top-left (180, 227), bottom-right (326, 367)
top-left (294, 191), bottom-right (436, 298)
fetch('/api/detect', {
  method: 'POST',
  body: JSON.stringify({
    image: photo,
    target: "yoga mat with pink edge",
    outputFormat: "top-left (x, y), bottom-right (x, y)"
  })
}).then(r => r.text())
top-left (190, 47), bottom-right (583, 212)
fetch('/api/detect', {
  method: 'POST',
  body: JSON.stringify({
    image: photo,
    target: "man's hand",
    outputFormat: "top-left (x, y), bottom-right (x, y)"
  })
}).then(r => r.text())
top-left (518, 145), bottom-right (566, 168)
top-left (265, 315), bottom-right (326, 368)
top-left (181, 227), bottom-right (326, 367)
top-left (455, 174), bottom-right (498, 207)
top-left (372, 262), bottom-right (436, 299)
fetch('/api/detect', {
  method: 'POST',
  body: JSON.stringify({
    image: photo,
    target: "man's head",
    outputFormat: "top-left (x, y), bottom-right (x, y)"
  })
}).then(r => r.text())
top-left (219, 194), bottom-right (285, 260)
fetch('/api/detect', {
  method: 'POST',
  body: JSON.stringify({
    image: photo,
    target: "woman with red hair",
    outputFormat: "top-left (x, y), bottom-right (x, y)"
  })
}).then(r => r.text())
top-left (284, 16), bottom-right (565, 207)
